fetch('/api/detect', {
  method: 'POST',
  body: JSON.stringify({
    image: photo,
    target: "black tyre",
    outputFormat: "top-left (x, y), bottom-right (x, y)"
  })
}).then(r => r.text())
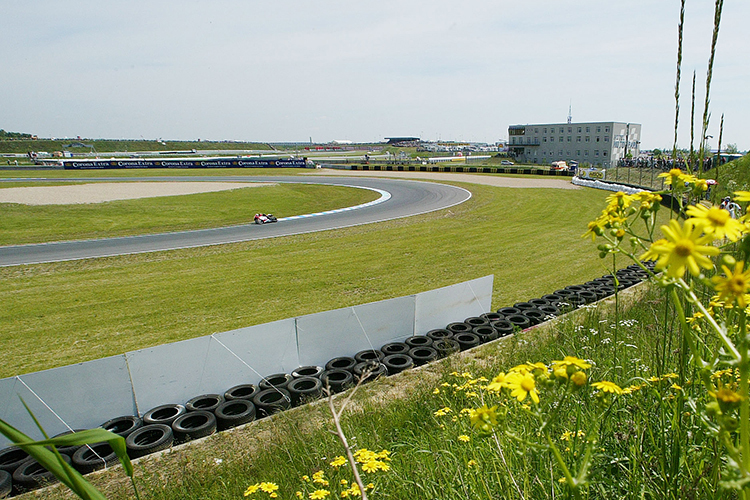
top-left (598, 285), bottom-right (616, 297)
top-left (497, 306), bottom-right (522, 316)
top-left (538, 304), bottom-right (560, 318)
top-left (51, 429), bottom-right (86, 456)
top-left (320, 369), bottom-right (354, 394)
top-left (577, 290), bottom-right (598, 304)
top-left (491, 319), bottom-right (515, 337)
top-left (506, 314), bottom-right (531, 330)
top-left (287, 376), bottom-right (323, 406)
top-left (464, 316), bottom-right (488, 327)
top-left (171, 411), bottom-right (217, 443)
top-left (433, 339), bottom-right (460, 358)
top-left (354, 349), bottom-right (384, 363)
top-left (143, 404), bottom-right (186, 426)
top-left (291, 366), bottom-right (324, 379)
top-left (480, 312), bottom-right (503, 323)
top-left (426, 329), bottom-right (453, 341)
top-left (0, 447), bottom-right (29, 473)
top-left (252, 389), bottom-right (292, 417)
top-left (259, 373), bottom-right (293, 391)
top-left (542, 293), bottom-right (564, 304)
top-left (101, 415), bottom-right (142, 438)
top-left (125, 424), bottom-right (174, 459)
top-left (0, 469), bottom-right (10, 498)
top-left (564, 285), bottom-right (586, 293)
top-left (553, 289), bottom-right (577, 300)
top-left (325, 357), bottom-right (357, 373)
top-left (404, 336), bottom-right (433, 348)
top-left (185, 394), bottom-right (224, 413)
top-left (472, 325), bottom-right (499, 343)
top-left (382, 354), bottom-right (414, 375)
top-left (407, 347), bottom-right (438, 366)
top-left (224, 384), bottom-right (260, 401)
top-left (381, 342), bottom-right (409, 355)
top-left (446, 322), bottom-right (472, 335)
top-left (12, 454), bottom-right (71, 492)
top-left (454, 332), bottom-right (481, 351)
top-left (521, 309), bottom-right (546, 326)
top-left (353, 361), bottom-right (387, 382)
top-left (527, 298), bottom-right (549, 308)
top-left (513, 302), bottom-right (537, 311)
top-left (72, 442), bottom-right (118, 474)
top-left (214, 399), bottom-right (256, 430)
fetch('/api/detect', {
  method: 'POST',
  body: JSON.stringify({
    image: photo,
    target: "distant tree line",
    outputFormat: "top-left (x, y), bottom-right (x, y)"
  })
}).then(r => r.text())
top-left (0, 130), bottom-right (34, 140)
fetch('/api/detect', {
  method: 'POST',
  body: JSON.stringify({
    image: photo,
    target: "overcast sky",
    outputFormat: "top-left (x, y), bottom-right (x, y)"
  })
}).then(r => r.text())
top-left (2, 0), bottom-right (748, 149)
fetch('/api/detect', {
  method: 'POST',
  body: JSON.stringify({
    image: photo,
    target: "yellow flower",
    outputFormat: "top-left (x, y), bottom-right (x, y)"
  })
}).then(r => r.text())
top-left (330, 456), bottom-right (347, 468)
top-left (506, 371), bottom-right (540, 404)
top-left (715, 387), bottom-right (743, 404)
top-left (570, 370), bottom-right (587, 387)
top-left (260, 482), bottom-right (279, 494)
top-left (592, 381), bottom-right (623, 395)
top-left (469, 405), bottom-right (498, 432)
top-left (312, 470), bottom-right (328, 486)
top-left (362, 460), bottom-right (389, 473)
top-left (605, 191), bottom-right (635, 208)
top-left (712, 261), bottom-right (750, 308)
top-left (671, 383), bottom-right (683, 391)
top-left (433, 407), bottom-right (452, 417)
top-left (640, 219), bottom-right (719, 278)
top-left (734, 191), bottom-right (750, 202)
top-left (244, 484), bottom-right (261, 496)
top-left (296, 492), bottom-right (304, 499)
top-left (309, 489), bottom-right (330, 499)
top-left (686, 204), bottom-right (744, 241)
top-left (433, 388), bottom-right (440, 394)
top-left (458, 434), bottom-right (470, 442)
top-left (467, 459), bottom-right (478, 467)
top-left (659, 168), bottom-right (696, 186)
top-left (634, 191), bottom-right (662, 210)
top-left (486, 373), bottom-right (507, 392)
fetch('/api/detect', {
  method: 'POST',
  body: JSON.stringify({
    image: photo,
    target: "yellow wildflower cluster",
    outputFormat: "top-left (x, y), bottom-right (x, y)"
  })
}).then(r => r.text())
top-left (583, 190), bottom-right (662, 242)
top-left (244, 482), bottom-right (280, 498)
top-left (353, 449), bottom-right (391, 474)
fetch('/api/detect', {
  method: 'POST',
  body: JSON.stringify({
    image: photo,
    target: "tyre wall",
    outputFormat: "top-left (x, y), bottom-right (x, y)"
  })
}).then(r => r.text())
top-left (0, 275), bottom-right (492, 448)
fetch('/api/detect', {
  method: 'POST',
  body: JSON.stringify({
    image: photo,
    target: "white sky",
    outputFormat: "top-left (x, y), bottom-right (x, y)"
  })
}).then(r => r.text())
top-left (2, 0), bottom-right (748, 150)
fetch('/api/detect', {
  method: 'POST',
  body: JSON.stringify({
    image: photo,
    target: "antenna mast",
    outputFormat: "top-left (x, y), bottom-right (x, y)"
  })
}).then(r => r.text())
top-left (567, 101), bottom-right (572, 124)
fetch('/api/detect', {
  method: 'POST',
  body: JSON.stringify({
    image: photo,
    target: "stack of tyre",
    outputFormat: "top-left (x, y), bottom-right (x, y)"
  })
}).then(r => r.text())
top-left (0, 263), bottom-right (655, 496)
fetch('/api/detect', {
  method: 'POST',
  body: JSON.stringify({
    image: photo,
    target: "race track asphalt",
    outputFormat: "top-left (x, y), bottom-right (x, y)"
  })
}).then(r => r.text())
top-left (0, 175), bottom-right (472, 267)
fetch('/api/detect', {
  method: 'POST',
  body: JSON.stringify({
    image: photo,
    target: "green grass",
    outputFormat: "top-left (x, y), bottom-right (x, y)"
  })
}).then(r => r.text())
top-left (0, 182), bottom-right (622, 378)
top-left (30, 285), bottom-right (707, 500)
top-left (0, 184), bottom-right (379, 245)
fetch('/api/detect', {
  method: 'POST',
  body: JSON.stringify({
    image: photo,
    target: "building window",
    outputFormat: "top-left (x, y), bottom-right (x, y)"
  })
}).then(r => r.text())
top-left (543, 128), bottom-right (547, 133)
top-left (559, 150), bottom-right (563, 156)
top-left (559, 136), bottom-right (563, 142)
top-left (550, 137), bottom-right (554, 142)
top-left (567, 136), bottom-right (571, 142)
top-left (596, 137), bottom-right (600, 142)
top-left (596, 126), bottom-right (601, 133)
top-left (584, 151), bottom-right (589, 156)
top-left (605, 127), bottom-right (609, 132)
top-left (603, 151), bottom-right (608, 156)
top-left (595, 150), bottom-right (599, 156)
top-left (568, 127), bottom-right (572, 133)
top-left (585, 136), bottom-right (590, 142)
top-left (604, 136), bottom-right (609, 142)
top-left (566, 150), bottom-right (570, 156)
top-left (577, 127), bottom-right (582, 133)
top-left (535, 128), bottom-right (539, 133)
top-left (543, 137), bottom-right (547, 142)
top-left (576, 150), bottom-right (581, 156)
top-left (586, 127), bottom-right (590, 132)
top-left (577, 136), bottom-right (581, 142)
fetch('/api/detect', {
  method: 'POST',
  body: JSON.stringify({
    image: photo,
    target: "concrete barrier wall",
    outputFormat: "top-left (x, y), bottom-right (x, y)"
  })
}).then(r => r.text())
top-left (0, 275), bottom-right (493, 447)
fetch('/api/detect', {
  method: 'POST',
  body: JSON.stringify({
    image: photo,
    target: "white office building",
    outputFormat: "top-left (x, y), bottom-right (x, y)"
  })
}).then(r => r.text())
top-left (507, 121), bottom-right (641, 167)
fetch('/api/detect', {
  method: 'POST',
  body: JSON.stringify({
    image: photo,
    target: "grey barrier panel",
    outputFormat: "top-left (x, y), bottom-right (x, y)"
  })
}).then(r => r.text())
top-left (296, 295), bottom-right (416, 368)
top-left (211, 318), bottom-right (299, 386)
top-left (0, 355), bottom-right (135, 448)
top-left (127, 336), bottom-right (213, 414)
top-left (414, 275), bottom-right (494, 334)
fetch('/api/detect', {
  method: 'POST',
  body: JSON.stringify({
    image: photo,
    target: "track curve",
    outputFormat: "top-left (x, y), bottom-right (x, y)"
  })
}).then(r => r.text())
top-left (0, 175), bottom-right (472, 267)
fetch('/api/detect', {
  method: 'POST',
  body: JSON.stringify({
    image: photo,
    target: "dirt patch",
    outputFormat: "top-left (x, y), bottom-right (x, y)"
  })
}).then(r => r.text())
top-left (306, 168), bottom-right (580, 189)
top-left (0, 181), bottom-right (274, 205)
